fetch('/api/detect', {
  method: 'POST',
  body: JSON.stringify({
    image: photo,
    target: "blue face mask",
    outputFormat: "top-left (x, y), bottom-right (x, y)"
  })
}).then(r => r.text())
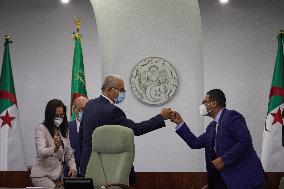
top-left (115, 91), bottom-right (125, 104)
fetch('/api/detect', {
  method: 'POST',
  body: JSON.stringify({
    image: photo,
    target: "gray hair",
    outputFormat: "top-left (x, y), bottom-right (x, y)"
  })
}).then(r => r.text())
top-left (101, 74), bottom-right (123, 92)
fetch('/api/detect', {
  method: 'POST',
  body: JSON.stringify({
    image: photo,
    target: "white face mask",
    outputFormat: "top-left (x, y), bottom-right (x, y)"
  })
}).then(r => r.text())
top-left (199, 104), bottom-right (208, 116)
top-left (54, 118), bottom-right (63, 127)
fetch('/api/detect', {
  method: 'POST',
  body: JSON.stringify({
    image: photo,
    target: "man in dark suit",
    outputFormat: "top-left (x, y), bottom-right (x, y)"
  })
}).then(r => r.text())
top-left (79, 74), bottom-right (172, 183)
top-left (68, 96), bottom-right (88, 173)
top-left (63, 96), bottom-right (88, 176)
top-left (171, 89), bottom-right (265, 189)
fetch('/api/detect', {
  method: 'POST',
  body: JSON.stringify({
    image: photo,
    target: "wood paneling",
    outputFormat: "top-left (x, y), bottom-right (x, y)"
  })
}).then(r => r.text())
top-left (0, 171), bottom-right (283, 188)
top-left (265, 172), bottom-right (284, 189)
top-left (131, 172), bottom-right (207, 189)
top-left (130, 172), bottom-right (284, 189)
top-left (0, 171), bottom-right (32, 188)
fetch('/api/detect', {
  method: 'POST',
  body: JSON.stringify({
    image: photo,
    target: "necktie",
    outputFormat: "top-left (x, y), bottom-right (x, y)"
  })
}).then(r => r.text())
top-left (212, 121), bottom-right (217, 156)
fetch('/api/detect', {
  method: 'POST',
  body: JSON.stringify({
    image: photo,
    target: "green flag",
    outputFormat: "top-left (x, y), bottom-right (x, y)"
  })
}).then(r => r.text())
top-left (261, 31), bottom-right (284, 171)
top-left (0, 37), bottom-right (16, 113)
top-left (70, 33), bottom-right (87, 120)
top-left (0, 35), bottom-right (27, 171)
top-left (267, 32), bottom-right (284, 113)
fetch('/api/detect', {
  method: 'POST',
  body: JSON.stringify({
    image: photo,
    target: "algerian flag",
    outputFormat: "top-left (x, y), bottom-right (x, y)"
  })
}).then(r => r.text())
top-left (261, 31), bottom-right (284, 171)
top-left (70, 26), bottom-right (87, 120)
top-left (0, 35), bottom-right (27, 171)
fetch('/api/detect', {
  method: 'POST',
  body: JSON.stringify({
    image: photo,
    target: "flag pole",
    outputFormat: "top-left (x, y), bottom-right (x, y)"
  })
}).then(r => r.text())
top-left (0, 33), bottom-right (27, 171)
top-left (280, 30), bottom-right (284, 147)
top-left (70, 16), bottom-right (87, 119)
top-left (70, 16), bottom-right (82, 114)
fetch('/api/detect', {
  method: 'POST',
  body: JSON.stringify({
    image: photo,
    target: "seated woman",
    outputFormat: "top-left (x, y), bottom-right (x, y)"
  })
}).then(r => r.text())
top-left (30, 99), bottom-right (76, 189)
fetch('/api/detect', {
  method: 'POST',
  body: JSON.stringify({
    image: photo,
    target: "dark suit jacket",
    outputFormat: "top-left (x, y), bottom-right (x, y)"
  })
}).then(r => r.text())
top-left (79, 95), bottom-right (166, 177)
top-left (68, 120), bottom-right (81, 172)
top-left (63, 120), bottom-right (81, 176)
top-left (176, 108), bottom-right (265, 189)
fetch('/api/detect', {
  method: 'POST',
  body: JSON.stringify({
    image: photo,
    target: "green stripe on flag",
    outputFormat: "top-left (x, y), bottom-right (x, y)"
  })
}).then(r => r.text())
top-left (70, 36), bottom-right (87, 120)
top-left (0, 37), bottom-right (17, 113)
top-left (268, 33), bottom-right (284, 113)
top-left (0, 99), bottom-right (13, 114)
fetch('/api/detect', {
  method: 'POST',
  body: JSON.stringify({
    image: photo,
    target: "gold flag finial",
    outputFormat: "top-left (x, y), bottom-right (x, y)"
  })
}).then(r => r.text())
top-left (4, 34), bottom-right (13, 44)
top-left (73, 16), bottom-right (82, 33)
top-left (5, 34), bottom-right (10, 40)
top-left (72, 17), bottom-right (83, 40)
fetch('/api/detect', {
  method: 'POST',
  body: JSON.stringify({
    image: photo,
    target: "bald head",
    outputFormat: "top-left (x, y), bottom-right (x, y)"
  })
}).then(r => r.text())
top-left (101, 74), bottom-right (124, 92)
top-left (74, 96), bottom-right (89, 119)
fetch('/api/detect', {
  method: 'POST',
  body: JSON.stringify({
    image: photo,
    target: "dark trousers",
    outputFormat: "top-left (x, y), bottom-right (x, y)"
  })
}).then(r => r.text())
top-left (253, 183), bottom-right (265, 189)
top-left (129, 166), bottom-right (136, 185)
top-left (208, 167), bottom-right (228, 189)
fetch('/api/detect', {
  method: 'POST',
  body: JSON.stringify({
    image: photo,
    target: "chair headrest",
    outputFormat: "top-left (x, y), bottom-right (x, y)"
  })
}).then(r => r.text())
top-left (92, 125), bottom-right (134, 154)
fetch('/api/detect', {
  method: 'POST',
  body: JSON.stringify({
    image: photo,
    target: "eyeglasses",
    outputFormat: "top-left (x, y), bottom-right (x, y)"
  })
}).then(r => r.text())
top-left (55, 113), bottom-right (65, 118)
top-left (112, 87), bottom-right (126, 92)
top-left (202, 100), bottom-right (212, 104)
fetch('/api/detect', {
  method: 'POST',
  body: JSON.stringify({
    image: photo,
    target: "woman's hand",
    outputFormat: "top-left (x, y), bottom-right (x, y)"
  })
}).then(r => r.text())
top-left (53, 135), bottom-right (62, 152)
top-left (68, 168), bottom-right (77, 177)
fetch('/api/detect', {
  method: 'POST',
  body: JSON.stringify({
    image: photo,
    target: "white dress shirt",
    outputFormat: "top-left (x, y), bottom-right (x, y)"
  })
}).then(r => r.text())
top-left (101, 94), bottom-right (114, 104)
top-left (76, 118), bottom-right (81, 133)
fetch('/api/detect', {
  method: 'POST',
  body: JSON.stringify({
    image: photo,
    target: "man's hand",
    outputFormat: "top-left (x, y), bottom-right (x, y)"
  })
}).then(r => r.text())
top-left (68, 168), bottom-right (77, 177)
top-left (212, 157), bottom-right (224, 171)
top-left (160, 108), bottom-right (172, 120)
top-left (170, 111), bottom-right (184, 125)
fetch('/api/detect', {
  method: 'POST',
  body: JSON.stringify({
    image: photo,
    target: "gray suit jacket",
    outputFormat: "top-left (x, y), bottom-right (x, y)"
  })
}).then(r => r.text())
top-left (31, 124), bottom-right (76, 180)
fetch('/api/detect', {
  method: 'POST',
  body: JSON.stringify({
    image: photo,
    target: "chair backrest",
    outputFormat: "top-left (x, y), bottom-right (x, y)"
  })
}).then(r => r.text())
top-left (86, 125), bottom-right (135, 189)
top-left (280, 177), bottom-right (284, 189)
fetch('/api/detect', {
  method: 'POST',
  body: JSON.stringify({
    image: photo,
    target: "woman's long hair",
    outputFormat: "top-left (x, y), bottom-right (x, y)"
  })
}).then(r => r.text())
top-left (42, 99), bottom-right (68, 138)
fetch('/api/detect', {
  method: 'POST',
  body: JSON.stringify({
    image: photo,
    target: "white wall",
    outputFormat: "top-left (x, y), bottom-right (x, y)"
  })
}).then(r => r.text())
top-left (90, 0), bottom-right (204, 172)
top-left (0, 0), bottom-right (283, 171)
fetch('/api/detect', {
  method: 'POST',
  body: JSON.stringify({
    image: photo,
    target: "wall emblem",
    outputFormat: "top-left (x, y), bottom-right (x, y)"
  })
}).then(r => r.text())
top-left (130, 57), bottom-right (178, 106)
